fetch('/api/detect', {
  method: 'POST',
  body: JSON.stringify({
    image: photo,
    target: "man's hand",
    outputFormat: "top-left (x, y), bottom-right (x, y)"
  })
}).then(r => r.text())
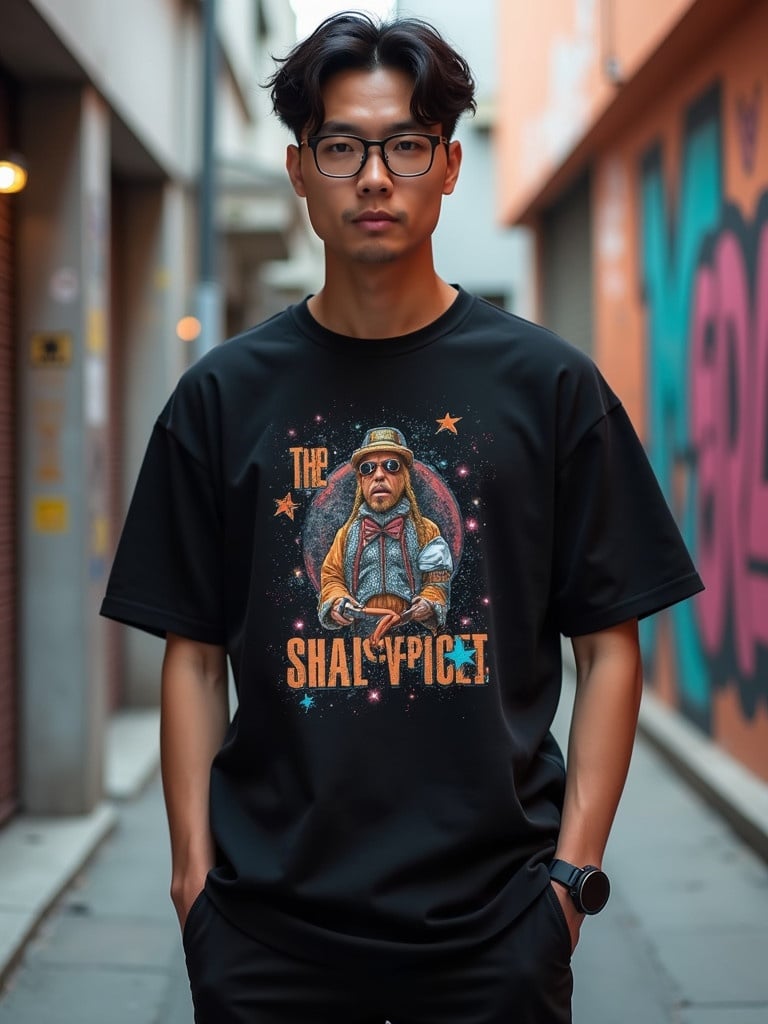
top-left (550, 881), bottom-right (584, 953)
top-left (408, 597), bottom-right (435, 622)
top-left (330, 596), bottom-right (362, 625)
top-left (172, 874), bottom-right (208, 932)
top-left (551, 619), bottom-right (641, 954)
top-left (161, 635), bottom-right (229, 936)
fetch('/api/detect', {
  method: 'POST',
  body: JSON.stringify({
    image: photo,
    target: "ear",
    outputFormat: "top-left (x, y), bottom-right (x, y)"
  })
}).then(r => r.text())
top-left (441, 140), bottom-right (462, 196)
top-left (286, 144), bottom-right (307, 198)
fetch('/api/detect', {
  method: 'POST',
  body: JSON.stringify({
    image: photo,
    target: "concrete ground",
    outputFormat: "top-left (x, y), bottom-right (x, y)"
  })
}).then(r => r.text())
top-left (0, 683), bottom-right (766, 1023)
top-left (572, 738), bottom-right (768, 1023)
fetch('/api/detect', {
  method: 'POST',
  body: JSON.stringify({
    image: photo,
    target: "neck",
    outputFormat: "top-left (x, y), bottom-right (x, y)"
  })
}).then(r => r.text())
top-left (308, 252), bottom-right (458, 339)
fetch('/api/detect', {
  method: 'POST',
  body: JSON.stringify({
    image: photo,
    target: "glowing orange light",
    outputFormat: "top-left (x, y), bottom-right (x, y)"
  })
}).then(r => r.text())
top-left (0, 155), bottom-right (28, 194)
top-left (176, 316), bottom-right (202, 342)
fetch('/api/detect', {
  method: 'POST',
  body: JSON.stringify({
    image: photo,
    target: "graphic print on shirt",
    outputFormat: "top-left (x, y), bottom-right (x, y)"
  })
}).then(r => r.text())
top-left (273, 412), bottom-right (494, 711)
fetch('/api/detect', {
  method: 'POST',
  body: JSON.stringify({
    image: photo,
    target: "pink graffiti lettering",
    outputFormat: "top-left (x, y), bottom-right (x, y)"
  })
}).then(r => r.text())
top-left (690, 216), bottom-right (768, 679)
top-left (752, 222), bottom-right (768, 636)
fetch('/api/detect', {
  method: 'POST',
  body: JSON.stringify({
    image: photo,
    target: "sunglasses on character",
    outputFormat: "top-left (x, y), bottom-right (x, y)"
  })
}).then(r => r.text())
top-left (358, 458), bottom-right (403, 476)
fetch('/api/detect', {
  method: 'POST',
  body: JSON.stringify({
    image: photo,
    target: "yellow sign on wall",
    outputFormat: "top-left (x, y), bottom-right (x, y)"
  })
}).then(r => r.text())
top-left (33, 497), bottom-right (70, 533)
top-left (30, 332), bottom-right (73, 367)
top-left (90, 514), bottom-right (109, 555)
top-left (87, 308), bottom-right (106, 354)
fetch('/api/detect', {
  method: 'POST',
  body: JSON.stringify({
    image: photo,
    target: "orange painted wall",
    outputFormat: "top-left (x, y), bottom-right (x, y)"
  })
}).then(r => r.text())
top-left (496, 0), bottom-right (696, 222)
top-left (591, 1), bottom-right (768, 780)
top-left (497, 0), bottom-right (768, 781)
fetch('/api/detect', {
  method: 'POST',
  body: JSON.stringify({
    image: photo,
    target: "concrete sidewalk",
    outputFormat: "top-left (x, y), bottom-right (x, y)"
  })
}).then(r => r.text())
top-left (0, 767), bottom-right (193, 1024)
top-left (567, 736), bottom-right (768, 1022)
top-left (550, 681), bottom-right (768, 1022)
top-left (0, 709), bottom-right (160, 989)
top-left (0, 685), bottom-right (766, 1022)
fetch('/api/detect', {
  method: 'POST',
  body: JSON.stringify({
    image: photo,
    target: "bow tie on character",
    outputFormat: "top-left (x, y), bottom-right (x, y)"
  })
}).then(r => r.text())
top-left (361, 515), bottom-right (405, 545)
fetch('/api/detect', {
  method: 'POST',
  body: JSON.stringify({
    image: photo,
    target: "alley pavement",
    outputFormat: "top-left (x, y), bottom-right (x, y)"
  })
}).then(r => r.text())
top-left (0, 681), bottom-right (767, 1023)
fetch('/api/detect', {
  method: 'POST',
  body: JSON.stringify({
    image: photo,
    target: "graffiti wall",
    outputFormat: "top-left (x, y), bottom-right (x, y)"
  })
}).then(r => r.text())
top-left (594, 4), bottom-right (768, 779)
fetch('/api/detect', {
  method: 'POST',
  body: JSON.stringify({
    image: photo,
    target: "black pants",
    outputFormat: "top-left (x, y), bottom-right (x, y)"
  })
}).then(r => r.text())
top-left (183, 886), bottom-right (573, 1024)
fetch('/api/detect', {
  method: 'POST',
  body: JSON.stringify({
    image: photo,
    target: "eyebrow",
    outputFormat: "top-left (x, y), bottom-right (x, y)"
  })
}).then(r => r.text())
top-left (316, 119), bottom-right (427, 135)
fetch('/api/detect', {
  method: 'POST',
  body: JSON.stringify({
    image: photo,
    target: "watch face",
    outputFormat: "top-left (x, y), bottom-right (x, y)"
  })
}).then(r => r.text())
top-left (579, 869), bottom-right (610, 914)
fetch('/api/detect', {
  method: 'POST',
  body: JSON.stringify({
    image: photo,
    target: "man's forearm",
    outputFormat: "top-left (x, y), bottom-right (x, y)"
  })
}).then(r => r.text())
top-left (160, 633), bottom-right (230, 925)
top-left (556, 619), bottom-right (643, 868)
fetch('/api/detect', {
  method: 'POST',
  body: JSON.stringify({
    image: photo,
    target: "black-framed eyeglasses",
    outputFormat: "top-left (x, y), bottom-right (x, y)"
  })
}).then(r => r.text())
top-left (301, 133), bottom-right (449, 178)
top-left (358, 458), bottom-right (403, 476)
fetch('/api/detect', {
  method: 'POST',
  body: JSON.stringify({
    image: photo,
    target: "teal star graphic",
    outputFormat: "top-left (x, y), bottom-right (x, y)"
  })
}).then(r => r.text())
top-left (299, 694), bottom-right (315, 713)
top-left (444, 636), bottom-right (476, 672)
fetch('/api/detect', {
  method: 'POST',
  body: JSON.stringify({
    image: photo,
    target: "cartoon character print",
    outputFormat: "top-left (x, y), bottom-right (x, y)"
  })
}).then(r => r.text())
top-left (276, 413), bottom-right (492, 707)
top-left (314, 426), bottom-right (454, 643)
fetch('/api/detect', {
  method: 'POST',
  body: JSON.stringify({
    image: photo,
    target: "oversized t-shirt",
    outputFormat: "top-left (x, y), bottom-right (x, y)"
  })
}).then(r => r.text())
top-left (101, 288), bottom-right (703, 963)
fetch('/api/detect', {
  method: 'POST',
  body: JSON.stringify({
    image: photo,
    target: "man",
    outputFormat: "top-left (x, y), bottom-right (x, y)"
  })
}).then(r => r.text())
top-left (101, 12), bottom-right (703, 1023)
top-left (318, 425), bottom-right (453, 638)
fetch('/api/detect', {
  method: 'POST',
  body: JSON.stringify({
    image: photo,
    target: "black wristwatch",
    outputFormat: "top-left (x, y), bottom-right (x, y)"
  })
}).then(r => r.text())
top-left (549, 859), bottom-right (611, 915)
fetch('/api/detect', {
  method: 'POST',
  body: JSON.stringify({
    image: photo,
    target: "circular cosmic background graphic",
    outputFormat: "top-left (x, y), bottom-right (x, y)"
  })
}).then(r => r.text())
top-left (302, 461), bottom-right (465, 593)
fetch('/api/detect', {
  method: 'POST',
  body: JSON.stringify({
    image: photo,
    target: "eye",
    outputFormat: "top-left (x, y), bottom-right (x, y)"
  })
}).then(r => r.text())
top-left (318, 138), bottom-right (355, 154)
top-left (391, 136), bottom-right (429, 152)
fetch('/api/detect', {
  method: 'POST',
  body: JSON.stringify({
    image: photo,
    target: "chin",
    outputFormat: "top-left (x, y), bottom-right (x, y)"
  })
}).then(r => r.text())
top-left (353, 246), bottom-right (399, 265)
top-left (370, 497), bottom-right (395, 512)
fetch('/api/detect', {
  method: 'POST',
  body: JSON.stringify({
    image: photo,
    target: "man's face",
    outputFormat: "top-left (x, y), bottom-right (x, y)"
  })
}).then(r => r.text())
top-left (286, 66), bottom-right (461, 266)
top-left (359, 451), bottom-right (407, 512)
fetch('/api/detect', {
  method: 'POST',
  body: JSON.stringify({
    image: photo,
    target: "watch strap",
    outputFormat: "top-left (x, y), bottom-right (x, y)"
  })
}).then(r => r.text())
top-left (549, 858), bottom-right (610, 915)
top-left (548, 858), bottom-right (583, 890)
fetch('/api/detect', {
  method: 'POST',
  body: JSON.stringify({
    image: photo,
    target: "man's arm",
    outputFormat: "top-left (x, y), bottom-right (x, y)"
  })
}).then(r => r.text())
top-left (319, 528), bottom-right (359, 626)
top-left (161, 633), bottom-right (230, 930)
top-left (411, 526), bottom-right (451, 626)
top-left (553, 618), bottom-right (643, 947)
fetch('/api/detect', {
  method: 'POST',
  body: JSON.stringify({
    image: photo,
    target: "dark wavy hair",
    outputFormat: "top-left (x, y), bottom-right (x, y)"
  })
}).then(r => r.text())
top-left (267, 12), bottom-right (476, 141)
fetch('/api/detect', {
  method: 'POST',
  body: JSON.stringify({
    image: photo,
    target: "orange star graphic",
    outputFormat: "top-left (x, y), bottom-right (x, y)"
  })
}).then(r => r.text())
top-left (435, 412), bottom-right (462, 434)
top-left (274, 492), bottom-right (299, 520)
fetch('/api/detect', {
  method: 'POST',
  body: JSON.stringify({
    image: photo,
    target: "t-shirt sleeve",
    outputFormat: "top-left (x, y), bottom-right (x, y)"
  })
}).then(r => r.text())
top-left (552, 402), bottom-right (704, 637)
top-left (100, 416), bottom-right (226, 644)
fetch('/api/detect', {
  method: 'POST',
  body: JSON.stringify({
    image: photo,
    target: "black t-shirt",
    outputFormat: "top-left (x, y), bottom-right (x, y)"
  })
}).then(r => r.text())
top-left (101, 288), bottom-right (702, 963)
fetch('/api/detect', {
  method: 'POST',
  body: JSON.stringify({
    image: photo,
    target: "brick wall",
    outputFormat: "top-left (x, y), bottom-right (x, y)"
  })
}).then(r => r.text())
top-left (107, 184), bottom-right (124, 711)
top-left (0, 73), bottom-right (18, 823)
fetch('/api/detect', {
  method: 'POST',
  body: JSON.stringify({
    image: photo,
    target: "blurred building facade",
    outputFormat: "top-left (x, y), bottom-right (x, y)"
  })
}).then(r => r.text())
top-left (397, 0), bottom-right (534, 316)
top-left (0, 0), bottom-right (317, 825)
top-left (497, 0), bottom-right (768, 781)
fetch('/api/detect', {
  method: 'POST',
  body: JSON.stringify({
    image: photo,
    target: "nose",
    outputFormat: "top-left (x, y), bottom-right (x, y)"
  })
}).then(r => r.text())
top-left (372, 462), bottom-right (387, 480)
top-left (357, 145), bottom-right (392, 193)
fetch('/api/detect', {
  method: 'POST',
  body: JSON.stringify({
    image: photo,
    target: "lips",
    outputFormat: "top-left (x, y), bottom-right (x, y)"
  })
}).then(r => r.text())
top-left (354, 210), bottom-right (397, 223)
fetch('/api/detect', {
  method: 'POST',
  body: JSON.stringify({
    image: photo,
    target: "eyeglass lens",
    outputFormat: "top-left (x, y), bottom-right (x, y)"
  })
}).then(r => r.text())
top-left (314, 135), bottom-right (436, 177)
top-left (359, 459), bottom-right (402, 476)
